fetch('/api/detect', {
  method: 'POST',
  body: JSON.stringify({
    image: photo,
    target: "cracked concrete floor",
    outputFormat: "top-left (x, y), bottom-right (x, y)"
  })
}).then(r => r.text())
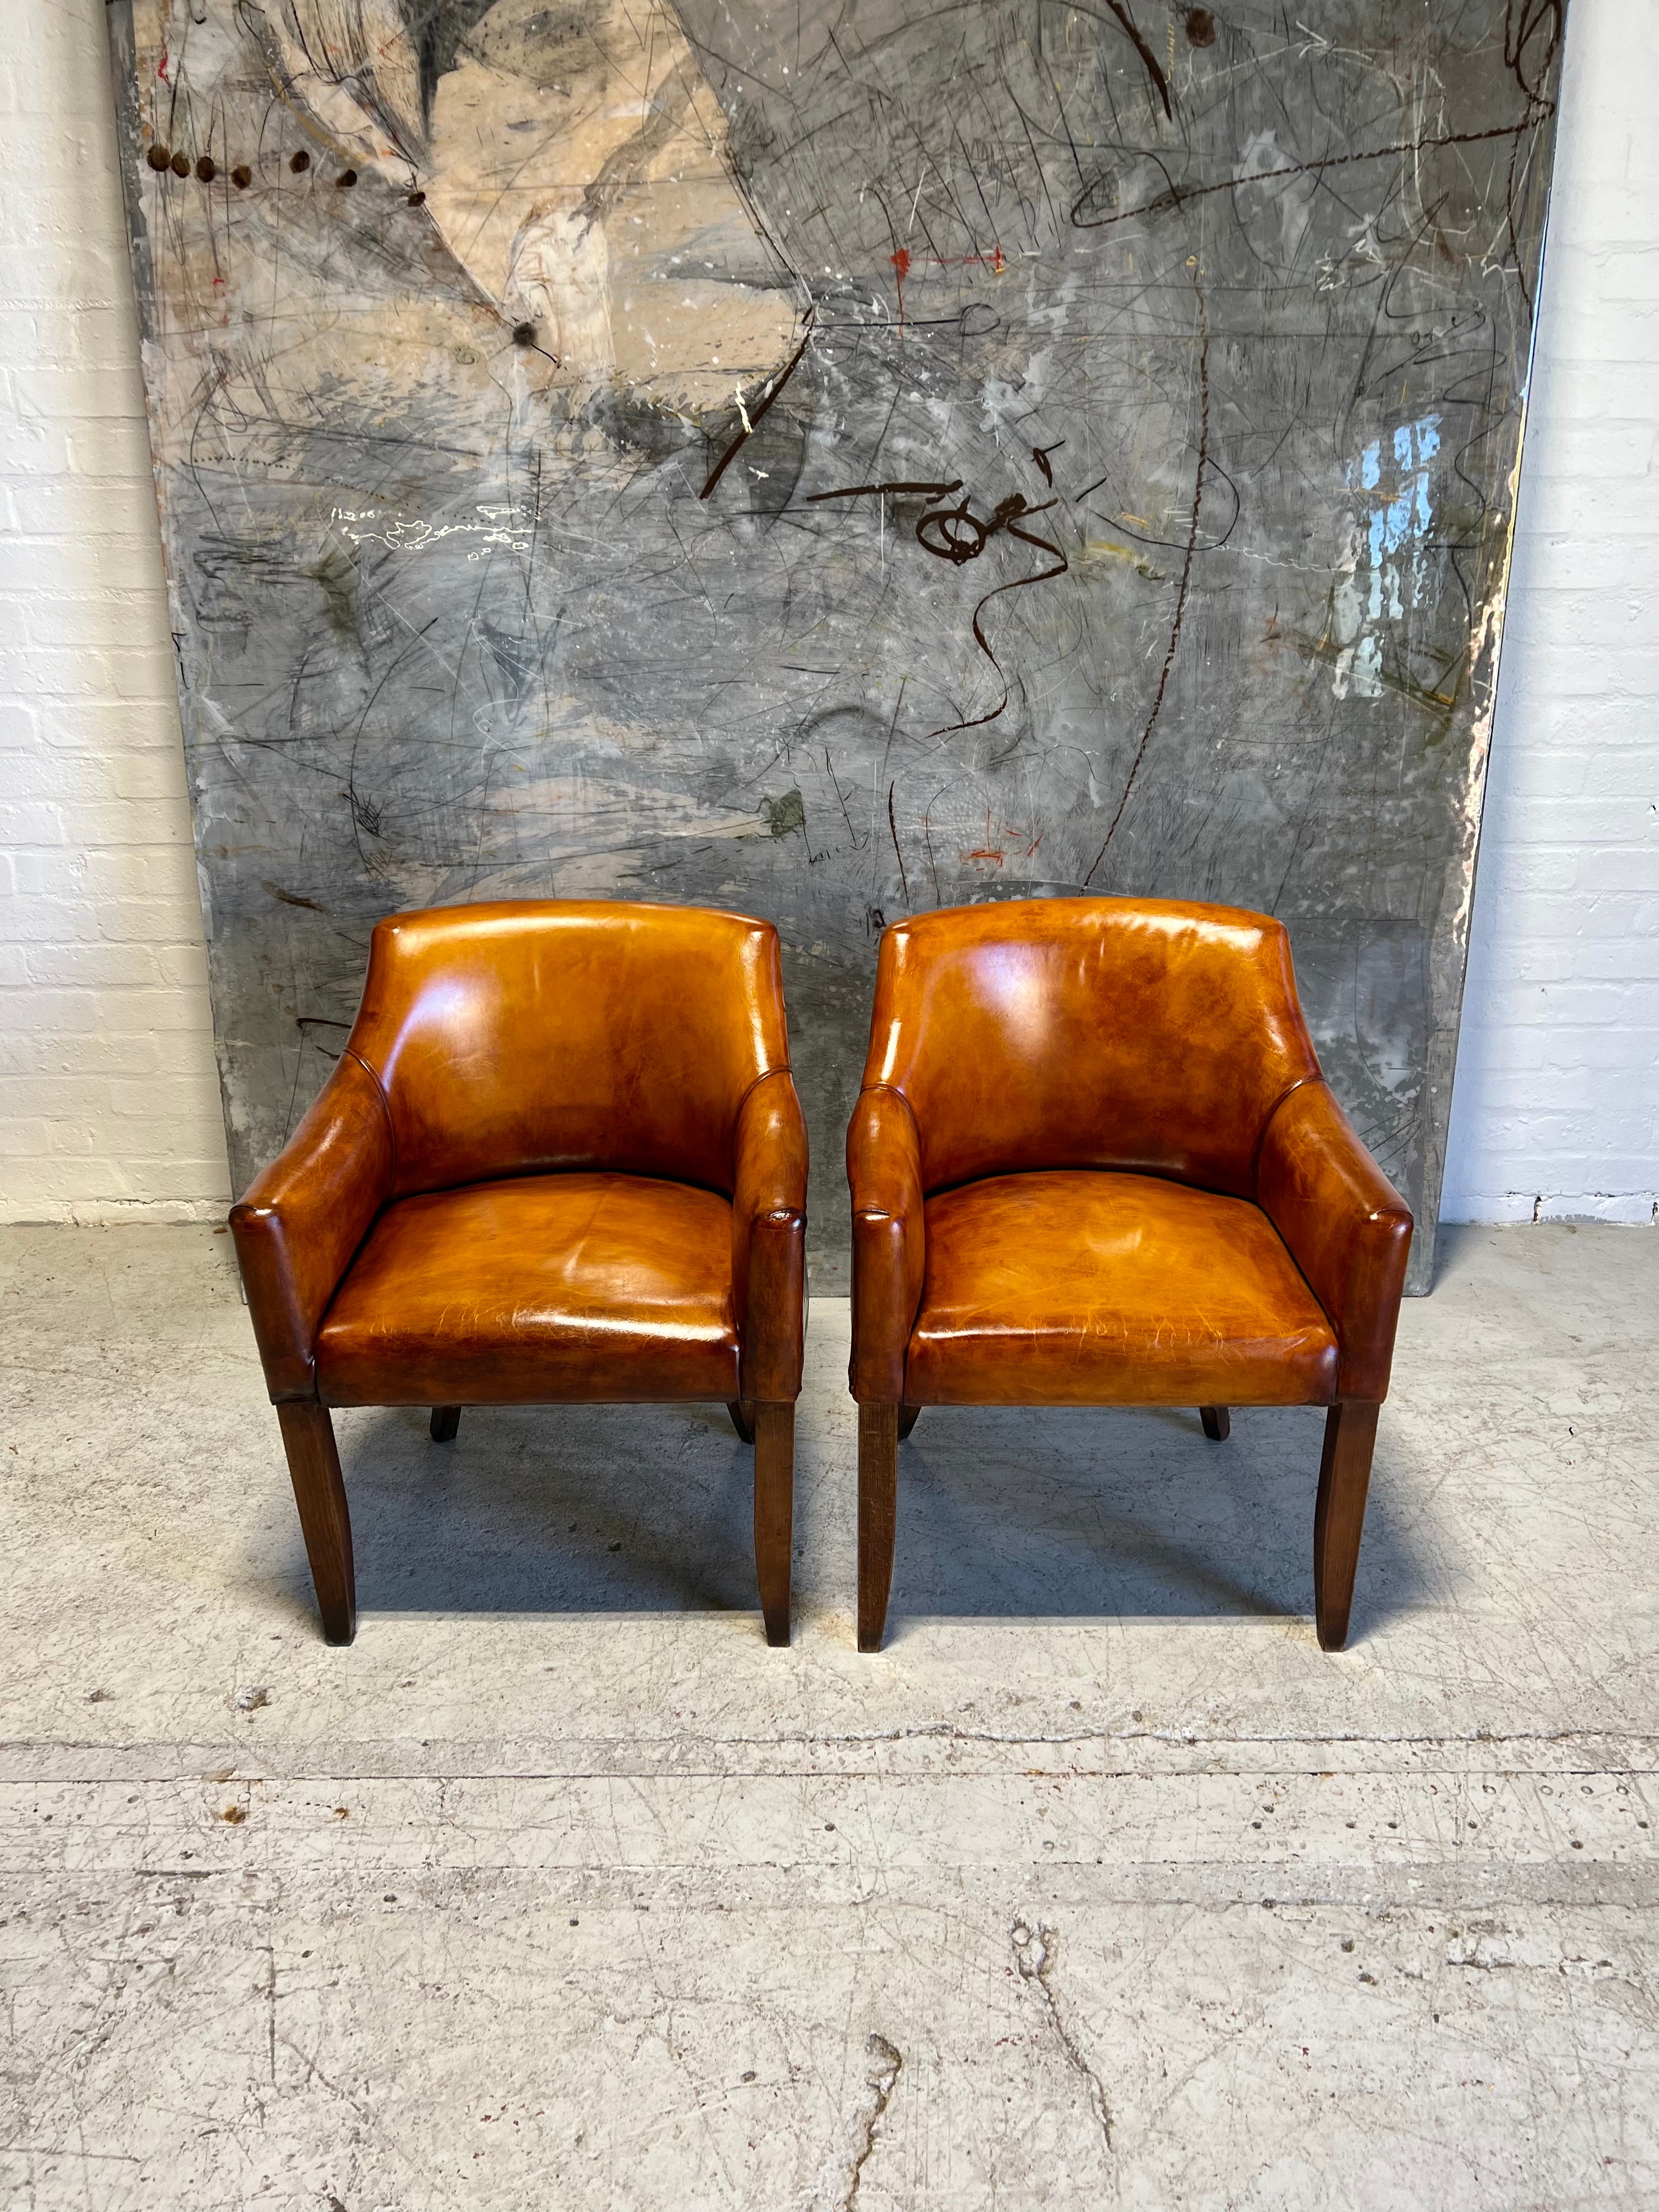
top-left (1, 1222), bottom-right (1655, 2209)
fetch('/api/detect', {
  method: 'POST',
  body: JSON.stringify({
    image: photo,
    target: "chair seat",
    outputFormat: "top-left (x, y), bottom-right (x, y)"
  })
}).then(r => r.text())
top-left (905, 1170), bottom-right (1338, 1407)
top-left (316, 1172), bottom-right (740, 1406)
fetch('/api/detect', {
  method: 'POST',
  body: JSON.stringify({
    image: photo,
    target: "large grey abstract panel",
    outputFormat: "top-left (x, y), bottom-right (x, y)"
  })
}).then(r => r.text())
top-left (109, 0), bottom-right (1566, 1288)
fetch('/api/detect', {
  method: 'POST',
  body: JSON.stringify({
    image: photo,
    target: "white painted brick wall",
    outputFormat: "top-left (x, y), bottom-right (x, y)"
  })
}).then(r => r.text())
top-left (0, 0), bottom-right (230, 1222)
top-left (0, 0), bottom-right (1652, 1230)
top-left (1441, 0), bottom-right (1659, 1227)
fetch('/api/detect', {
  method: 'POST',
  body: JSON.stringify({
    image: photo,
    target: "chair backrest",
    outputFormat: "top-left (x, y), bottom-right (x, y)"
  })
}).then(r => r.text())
top-left (342, 900), bottom-right (789, 1198)
top-left (862, 898), bottom-right (1322, 1198)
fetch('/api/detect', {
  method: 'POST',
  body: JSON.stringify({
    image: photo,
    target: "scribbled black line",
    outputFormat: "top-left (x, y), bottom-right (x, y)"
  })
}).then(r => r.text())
top-left (1100, 0), bottom-right (1172, 121)
top-left (887, 783), bottom-right (911, 907)
top-left (807, 475), bottom-right (1070, 739)
top-left (1505, 0), bottom-right (1562, 106)
top-left (1071, 116), bottom-right (1551, 230)
top-left (699, 309), bottom-right (815, 501)
top-left (808, 479), bottom-right (963, 503)
top-left (1031, 441), bottom-right (1064, 485)
top-left (1076, 447), bottom-right (1237, 557)
top-left (1083, 276), bottom-right (1209, 887)
top-left (926, 512), bottom-right (1069, 742)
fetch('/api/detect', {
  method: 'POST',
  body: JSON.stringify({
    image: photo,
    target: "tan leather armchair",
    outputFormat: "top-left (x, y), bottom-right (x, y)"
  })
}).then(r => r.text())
top-left (847, 898), bottom-right (1412, 1654)
top-left (232, 900), bottom-right (808, 1646)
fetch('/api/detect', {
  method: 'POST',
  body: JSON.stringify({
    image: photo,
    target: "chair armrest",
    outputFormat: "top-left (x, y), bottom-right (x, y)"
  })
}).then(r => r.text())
top-left (229, 1052), bottom-right (396, 1402)
top-left (847, 1085), bottom-right (926, 1404)
top-left (1257, 1080), bottom-right (1413, 1402)
top-left (731, 1070), bottom-right (809, 1402)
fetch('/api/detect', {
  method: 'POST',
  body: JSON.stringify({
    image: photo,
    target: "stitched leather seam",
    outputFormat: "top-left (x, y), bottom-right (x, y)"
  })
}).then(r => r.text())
top-left (345, 1047), bottom-right (398, 1188)
top-left (733, 1063), bottom-right (791, 1122)
top-left (861, 1081), bottom-right (923, 1147)
top-left (731, 1065), bottom-right (800, 1203)
top-left (1251, 1074), bottom-right (1320, 1195)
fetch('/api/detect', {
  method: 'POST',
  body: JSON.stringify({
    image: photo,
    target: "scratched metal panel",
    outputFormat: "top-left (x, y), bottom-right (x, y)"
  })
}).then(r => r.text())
top-left (108, 0), bottom-right (1565, 1291)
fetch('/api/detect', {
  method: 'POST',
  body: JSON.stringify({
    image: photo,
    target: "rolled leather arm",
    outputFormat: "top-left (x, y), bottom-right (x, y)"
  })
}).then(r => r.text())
top-left (229, 1051), bottom-right (396, 1402)
top-left (847, 1085), bottom-right (926, 1405)
top-left (731, 1069), bottom-right (809, 1403)
top-left (1257, 1080), bottom-right (1413, 1402)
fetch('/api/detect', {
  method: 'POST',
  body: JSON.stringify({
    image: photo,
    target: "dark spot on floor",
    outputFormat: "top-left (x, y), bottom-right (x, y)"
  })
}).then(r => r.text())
top-left (1185, 6), bottom-right (1216, 43)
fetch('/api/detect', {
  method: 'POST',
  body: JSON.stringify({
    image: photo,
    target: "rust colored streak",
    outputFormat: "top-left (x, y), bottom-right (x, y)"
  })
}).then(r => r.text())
top-left (1103, 1), bottom-right (1173, 121)
top-left (890, 247), bottom-right (911, 327)
top-left (1082, 276), bottom-right (1208, 887)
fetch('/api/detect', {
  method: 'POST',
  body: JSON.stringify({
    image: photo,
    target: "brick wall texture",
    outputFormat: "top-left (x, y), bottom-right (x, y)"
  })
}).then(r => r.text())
top-left (1, 0), bottom-right (1653, 1227)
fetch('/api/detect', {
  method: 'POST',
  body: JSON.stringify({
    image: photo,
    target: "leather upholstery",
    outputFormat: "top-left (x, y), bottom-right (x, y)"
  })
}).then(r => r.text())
top-left (862, 898), bottom-right (1321, 1197)
top-left (848, 897), bottom-right (1411, 1410)
top-left (316, 1173), bottom-right (740, 1406)
top-left (232, 900), bottom-right (808, 1408)
top-left (905, 1171), bottom-right (1338, 1406)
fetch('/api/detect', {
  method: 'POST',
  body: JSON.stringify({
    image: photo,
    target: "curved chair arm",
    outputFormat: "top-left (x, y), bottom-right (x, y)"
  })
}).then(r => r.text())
top-left (1257, 1081), bottom-right (1413, 1402)
top-left (731, 1069), bottom-right (809, 1402)
top-left (229, 1052), bottom-right (396, 1402)
top-left (847, 1085), bottom-right (926, 1404)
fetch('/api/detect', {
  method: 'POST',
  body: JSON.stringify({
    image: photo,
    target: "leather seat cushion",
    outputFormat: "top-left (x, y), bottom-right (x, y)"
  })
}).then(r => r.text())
top-left (905, 1170), bottom-right (1338, 1407)
top-left (316, 1172), bottom-right (740, 1406)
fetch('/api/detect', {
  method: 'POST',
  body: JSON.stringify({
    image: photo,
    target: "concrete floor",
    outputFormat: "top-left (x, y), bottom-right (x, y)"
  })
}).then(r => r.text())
top-left (0, 1223), bottom-right (1655, 2209)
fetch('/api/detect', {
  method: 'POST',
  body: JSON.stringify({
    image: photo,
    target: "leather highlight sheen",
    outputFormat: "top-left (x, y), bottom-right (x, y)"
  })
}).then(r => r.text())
top-left (230, 899), bottom-right (807, 1411)
top-left (846, 896), bottom-right (1411, 1413)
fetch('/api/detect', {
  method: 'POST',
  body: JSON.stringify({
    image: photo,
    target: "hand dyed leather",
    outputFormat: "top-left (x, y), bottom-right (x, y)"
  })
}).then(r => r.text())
top-left (231, 900), bottom-right (807, 1408)
top-left (848, 897), bottom-right (1412, 1410)
top-left (846, 1085), bottom-right (924, 1406)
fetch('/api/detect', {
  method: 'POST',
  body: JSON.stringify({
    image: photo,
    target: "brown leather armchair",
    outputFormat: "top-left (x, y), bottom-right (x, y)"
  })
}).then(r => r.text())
top-left (846, 898), bottom-right (1412, 1654)
top-left (231, 900), bottom-right (808, 1647)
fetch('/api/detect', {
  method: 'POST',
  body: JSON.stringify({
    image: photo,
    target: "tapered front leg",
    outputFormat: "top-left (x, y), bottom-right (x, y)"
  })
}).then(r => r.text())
top-left (274, 1402), bottom-right (356, 1645)
top-left (1199, 1406), bottom-right (1230, 1442)
top-left (430, 1406), bottom-right (461, 1443)
top-left (857, 1404), bottom-right (899, 1653)
top-left (1314, 1400), bottom-right (1380, 1651)
top-left (752, 1403), bottom-right (794, 1646)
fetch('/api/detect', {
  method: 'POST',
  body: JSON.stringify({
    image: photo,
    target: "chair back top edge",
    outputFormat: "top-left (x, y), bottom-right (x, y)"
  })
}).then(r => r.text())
top-left (864, 894), bottom-right (1322, 1198)
top-left (343, 898), bottom-right (790, 1199)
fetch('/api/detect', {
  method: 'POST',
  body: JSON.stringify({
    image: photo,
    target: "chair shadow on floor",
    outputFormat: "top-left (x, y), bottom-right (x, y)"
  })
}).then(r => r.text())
top-left (259, 1397), bottom-right (1426, 1644)
top-left (879, 1404), bottom-right (1426, 1645)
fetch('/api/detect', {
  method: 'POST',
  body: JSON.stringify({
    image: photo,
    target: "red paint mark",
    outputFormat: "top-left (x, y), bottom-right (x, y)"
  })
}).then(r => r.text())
top-left (157, 42), bottom-right (170, 83)
top-left (967, 849), bottom-right (1007, 866)
top-left (890, 247), bottom-right (910, 325)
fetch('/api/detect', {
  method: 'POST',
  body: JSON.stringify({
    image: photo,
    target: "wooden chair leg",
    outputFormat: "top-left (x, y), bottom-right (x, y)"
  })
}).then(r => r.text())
top-left (274, 1402), bottom-right (356, 1646)
top-left (1314, 1400), bottom-right (1380, 1652)
top-left (752, 1403), bottom-right (793, 1646)
top-left (430, 1405), bottom-right (461, 1443)
top-left (727, 1400), bottom-right (756, 1445)
top-left (857, 1403), bottom-right (899, 1653)
top-left (1199, 1405), bottom-right (1230, 1442)
top-left (896, 1403), bottom-right (922, 1441)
